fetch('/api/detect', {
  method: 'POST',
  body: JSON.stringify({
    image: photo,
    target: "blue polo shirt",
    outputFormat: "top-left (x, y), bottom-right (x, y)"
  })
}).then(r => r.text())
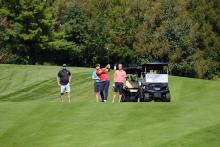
top-left (92, 71), bottom-right (100, 83)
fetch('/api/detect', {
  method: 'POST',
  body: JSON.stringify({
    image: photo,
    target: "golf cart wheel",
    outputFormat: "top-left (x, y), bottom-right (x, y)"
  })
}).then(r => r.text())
top-left (144, 93), bottom-right (151, 102)
top-left (164, 93), bottom-right (171, 102)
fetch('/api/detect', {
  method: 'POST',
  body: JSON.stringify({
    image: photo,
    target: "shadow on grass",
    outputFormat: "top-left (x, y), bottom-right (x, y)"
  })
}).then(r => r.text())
top-left (0, 79), bottom-right (57, 102)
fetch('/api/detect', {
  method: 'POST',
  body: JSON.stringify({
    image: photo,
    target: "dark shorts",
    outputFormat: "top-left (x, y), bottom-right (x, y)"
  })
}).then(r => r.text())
top-left (94, 82), bottom-right (100, 93)
top-left (114, 82), bottom-right (124, 94)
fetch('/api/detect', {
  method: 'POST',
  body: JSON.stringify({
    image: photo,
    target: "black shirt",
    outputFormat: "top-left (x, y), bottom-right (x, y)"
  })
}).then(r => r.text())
top-left (58, 69), bottom-right (71, 85)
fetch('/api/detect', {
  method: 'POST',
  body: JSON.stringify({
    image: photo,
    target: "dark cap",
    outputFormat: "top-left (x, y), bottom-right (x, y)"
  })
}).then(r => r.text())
top-left (95, 64), bottom-right (100, 67)
top-left (62, 64), bottom-right (67, 67)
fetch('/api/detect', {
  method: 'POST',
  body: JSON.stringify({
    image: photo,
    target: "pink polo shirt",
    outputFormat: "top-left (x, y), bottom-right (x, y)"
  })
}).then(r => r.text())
top-left (114, 70), bottom-right (126, 83)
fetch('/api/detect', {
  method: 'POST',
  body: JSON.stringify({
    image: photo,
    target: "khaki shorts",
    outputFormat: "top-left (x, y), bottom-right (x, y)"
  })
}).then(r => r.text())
top-left (60, 83), bottom-right (71, 93)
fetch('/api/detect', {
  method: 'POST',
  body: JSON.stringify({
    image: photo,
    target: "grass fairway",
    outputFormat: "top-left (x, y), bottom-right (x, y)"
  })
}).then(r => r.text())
top-left (0, 64), bottom-right (220, 147)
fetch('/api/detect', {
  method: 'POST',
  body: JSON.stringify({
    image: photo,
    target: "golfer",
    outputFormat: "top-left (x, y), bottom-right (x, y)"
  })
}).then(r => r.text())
top-left (96, 64), bottom-right (110, 102)
top-left (92, 64), bottom-right (101, 103)
top-left (112, 64), bottom-right (126, 103)
top-left (57, 64), bottom-right (72, 103)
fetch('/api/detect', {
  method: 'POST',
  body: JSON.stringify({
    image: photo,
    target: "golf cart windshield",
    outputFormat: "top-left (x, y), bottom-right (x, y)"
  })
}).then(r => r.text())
top-left (142, 62), bottom-right (169, 83)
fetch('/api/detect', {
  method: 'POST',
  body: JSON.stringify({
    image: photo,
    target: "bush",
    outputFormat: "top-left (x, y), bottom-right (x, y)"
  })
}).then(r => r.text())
top-left (169, 62), bottom-right (195, 77)
top-left (1, 54), bottom-right (29, 64)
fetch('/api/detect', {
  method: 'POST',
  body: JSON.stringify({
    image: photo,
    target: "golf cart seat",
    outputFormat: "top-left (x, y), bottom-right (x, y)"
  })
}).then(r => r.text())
top-left (125, 80), bottom-right (138, 92)
top-left (121, 66), bottom-right (142, 102)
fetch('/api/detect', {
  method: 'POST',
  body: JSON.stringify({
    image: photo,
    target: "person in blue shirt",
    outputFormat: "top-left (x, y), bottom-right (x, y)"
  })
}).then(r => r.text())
top-left (92, 64), bottom-right (101, 102)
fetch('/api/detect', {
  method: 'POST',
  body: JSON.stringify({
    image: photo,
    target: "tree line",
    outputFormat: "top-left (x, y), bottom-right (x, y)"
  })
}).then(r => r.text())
top-left (0, 0), bottom-right (220, 79)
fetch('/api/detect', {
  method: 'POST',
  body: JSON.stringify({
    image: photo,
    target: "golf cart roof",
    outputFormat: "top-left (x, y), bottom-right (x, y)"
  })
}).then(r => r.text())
top-left (142, 62), bottom-right (168, 70)
top-left (124, 66), bottom-right (142, 75)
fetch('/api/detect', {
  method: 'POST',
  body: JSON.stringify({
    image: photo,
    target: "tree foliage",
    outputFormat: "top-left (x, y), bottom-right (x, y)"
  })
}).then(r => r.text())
top-left (0, 0), bottom-right (220, 79)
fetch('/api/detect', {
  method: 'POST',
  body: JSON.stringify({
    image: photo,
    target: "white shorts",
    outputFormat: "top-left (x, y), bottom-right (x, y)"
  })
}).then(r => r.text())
top-left (60, 83), bottom-right (71, 93)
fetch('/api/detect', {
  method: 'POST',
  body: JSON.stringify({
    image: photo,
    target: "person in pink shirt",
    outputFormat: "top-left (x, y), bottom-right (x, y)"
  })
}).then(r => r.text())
top-left (112, 64), bottom-right (127, 103)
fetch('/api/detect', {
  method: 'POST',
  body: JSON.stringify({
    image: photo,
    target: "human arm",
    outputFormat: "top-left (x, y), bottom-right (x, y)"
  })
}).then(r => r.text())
top-left (92, 77), bottom-right (99, 80)
top-left (68, 71), bottom-right (72, 84)
top-left (123, 72), bottom-right (127, 84)
top-left (57, 71), bottom-right (61, 86)
top-left (113, 71), bottom-right (117, 83)
top-left (69, 75), bottom-right (72, 83)
top-left (97, 64), bottom-right (110, 74)
top-left (57, 76), bottom-right (61, 86)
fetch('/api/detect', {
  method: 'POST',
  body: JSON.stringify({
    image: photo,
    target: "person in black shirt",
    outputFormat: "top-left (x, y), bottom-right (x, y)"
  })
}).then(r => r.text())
top-left (57, 64), bottom-right (72, 103)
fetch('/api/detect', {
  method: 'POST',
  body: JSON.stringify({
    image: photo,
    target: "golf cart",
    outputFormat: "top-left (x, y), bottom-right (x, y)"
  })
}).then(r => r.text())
top-left (121, 66), bottom-right (143, 102)
top-left (121, 62), bottom-right (171, 102)
top-left (141, 62), bottom-right (171, 102)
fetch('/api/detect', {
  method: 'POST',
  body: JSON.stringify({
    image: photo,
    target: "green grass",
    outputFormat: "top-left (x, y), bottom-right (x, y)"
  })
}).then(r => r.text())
top-left (0, 64), bottom-right (220, 147)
